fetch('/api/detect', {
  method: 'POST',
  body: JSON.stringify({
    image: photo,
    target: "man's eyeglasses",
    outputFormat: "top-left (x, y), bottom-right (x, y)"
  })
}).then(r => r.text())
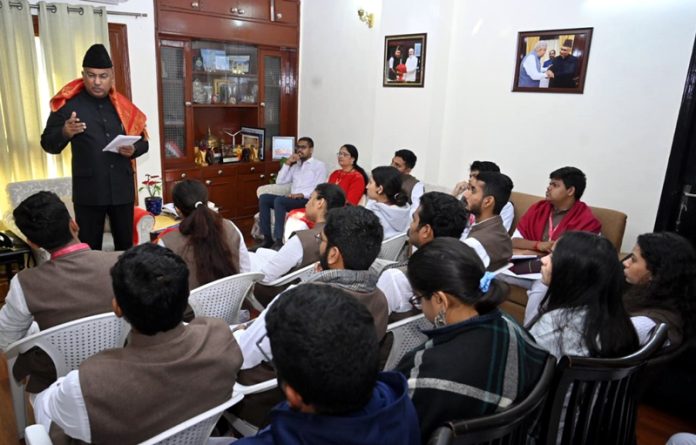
top-left (295, 145), bottom-right (310, 150)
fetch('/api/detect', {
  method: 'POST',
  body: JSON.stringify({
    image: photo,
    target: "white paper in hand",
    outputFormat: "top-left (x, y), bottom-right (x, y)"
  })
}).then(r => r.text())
top-left (102, 135), bottom-right (141, 153)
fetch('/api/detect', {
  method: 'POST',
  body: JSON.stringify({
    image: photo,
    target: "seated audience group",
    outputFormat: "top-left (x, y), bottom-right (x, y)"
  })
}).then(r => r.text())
top-left (3, 138), bottom-right (696, 444)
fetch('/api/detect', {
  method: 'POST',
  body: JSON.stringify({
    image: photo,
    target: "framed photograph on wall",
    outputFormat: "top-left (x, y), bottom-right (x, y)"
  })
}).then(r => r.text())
top-left (241, 126), bottom-right (265, 161)
top-left (383, 33), bottom-right (427, 87)
top-left (272, 136), bottom-right (295, 160)
top-left (512, 27), bottom-right (593, 93)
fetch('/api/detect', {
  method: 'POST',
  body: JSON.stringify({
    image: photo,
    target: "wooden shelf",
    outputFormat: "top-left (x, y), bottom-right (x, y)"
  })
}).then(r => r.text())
top-left (191, 103), bottom-right (258, 108)
top-left (192, 70), bottom-right (257, 78)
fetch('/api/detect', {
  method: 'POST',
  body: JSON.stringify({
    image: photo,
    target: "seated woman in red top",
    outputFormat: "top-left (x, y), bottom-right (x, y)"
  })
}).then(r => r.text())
top-left (284, 144), bottom-right (368, 239)
top-left (328, 144), bottom-right (369, 205)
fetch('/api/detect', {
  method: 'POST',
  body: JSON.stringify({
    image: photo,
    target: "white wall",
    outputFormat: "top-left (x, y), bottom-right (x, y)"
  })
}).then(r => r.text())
top-left (299, 0), bottom-right (696, 250)
top-left (298, 0), bottom-right (384, 169)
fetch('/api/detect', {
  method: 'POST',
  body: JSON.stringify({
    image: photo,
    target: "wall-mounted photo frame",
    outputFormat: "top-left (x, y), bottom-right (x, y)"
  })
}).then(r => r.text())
top-left (241, 126), bottom-right (265, 161)
top-left (383, 33), bottom-right (427, 88)
top-left (513, 27), bottom-right (593, 94)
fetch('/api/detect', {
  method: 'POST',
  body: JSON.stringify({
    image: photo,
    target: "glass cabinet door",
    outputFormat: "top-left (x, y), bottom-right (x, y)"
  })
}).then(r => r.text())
top-left (191, 41), bottom-right (258, 106)
top-left (159, 40), bottom-right (188, 161)
top-left (262, 53), bottom-right (282, 142)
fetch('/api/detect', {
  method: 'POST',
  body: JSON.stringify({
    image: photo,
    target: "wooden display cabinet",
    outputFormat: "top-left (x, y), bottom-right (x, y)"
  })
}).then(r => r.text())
top-left (155, 0), bottom-right (298, 227)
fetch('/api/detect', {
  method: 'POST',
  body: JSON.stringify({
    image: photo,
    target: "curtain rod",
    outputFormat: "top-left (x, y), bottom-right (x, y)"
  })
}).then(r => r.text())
top-left (5, 1), bottom-right (148, 18)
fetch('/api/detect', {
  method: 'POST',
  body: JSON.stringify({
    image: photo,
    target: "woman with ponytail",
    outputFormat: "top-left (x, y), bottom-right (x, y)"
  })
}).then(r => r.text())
top-left (365, 166), bottom-right (410, 239)
top-left (527, 231), bottom-right (639, 359)
top-left (159, 179), bottom-right (250, 289)
top-left (396, 238), bottom-right (549, 441)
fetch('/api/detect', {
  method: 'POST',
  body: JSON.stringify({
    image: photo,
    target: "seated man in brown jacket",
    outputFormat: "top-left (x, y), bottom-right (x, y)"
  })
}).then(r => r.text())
top-left (34, 243), bottom-right (243, 444)
top-left (252, 183), bottom-right (346, 306)
top-left (0, 191), bottom-right (119, 392)
top-left (232, 206), bottom-right (389, 427)
top-left (461, 171), bottom-right (514, 271)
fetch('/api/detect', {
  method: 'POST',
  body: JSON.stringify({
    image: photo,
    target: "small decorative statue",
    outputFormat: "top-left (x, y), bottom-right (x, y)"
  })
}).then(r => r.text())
top-left (194, 147), bottom-right (208, 167)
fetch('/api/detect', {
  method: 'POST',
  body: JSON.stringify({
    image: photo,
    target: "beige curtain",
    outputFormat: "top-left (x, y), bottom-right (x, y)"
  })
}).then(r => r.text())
top-left (0, 0), bottom-right (46, 217)
top-left (38, 1), bottom-right (109, 177)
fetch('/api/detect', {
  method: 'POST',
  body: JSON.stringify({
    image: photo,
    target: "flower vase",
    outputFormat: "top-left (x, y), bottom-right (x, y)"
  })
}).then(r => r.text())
top-left (145, 196), bottom-right (163, 216)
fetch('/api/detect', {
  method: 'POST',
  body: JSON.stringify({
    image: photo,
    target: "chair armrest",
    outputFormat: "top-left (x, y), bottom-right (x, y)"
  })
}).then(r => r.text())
top-left (257, 183), bottom-right (291, 198)
top-left (133, 207), bottom-right (155, 245)
top-left (234, 379), bottom-right (278, 395)
top-left (25, 425), bottom-right (52, 445)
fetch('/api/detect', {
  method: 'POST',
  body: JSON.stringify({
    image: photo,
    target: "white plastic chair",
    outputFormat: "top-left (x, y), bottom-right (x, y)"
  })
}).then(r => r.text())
top-left (264, 263), bottom-right (316, 287)
top-left (383, 313), bottom-right (431, 371)
top-left (140, 393), bottom-right (244, 445)
top-left (378, 233), bottom-right (408, 262)
top-left (224, 379), bottom-right (279, 437)
top-left (189, 272), bottom-right (264, 324)
top-left (24, 425), bottom-right (51, 445)
top-left (23, 393), bottom-right (244, 445)
top-left (5, 313), bottom-right (130, 438)
top-left (247, 263), bottom-right (317, 311)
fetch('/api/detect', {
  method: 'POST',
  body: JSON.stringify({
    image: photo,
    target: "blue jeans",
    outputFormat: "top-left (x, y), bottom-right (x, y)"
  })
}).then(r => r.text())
top-left (259, 194), bottom-right (308, 242)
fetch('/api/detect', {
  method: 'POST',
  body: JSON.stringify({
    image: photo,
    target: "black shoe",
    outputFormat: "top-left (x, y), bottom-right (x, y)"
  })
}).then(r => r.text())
top-left (270, 240), bottom-right (283, 251)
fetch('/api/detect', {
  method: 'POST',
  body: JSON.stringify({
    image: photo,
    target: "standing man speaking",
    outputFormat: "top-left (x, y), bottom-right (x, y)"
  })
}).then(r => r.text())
top-left (41, 44), bottom-right (148, 251)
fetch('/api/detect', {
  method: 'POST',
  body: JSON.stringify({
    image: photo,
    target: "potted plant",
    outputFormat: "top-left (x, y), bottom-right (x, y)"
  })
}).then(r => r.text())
top-left (140, 174), bottom-right (163, 215)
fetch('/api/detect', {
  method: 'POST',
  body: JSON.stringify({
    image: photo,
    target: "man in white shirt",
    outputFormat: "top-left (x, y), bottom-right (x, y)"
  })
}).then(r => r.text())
top-left (258, 136), bottom-right (326, 249)
top-left (377, 192), bottom-right (468, 319)
top-left (453, 160), bottom-right (515, 238)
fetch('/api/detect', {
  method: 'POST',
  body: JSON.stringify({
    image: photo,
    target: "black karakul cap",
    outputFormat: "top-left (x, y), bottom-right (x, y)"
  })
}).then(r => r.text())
top-left (82, 44), bottom-right (113, 68)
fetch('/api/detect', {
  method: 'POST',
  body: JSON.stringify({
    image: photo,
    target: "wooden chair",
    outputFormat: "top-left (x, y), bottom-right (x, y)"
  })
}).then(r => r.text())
top-left (427, 355), bottom-right (556, 445)
top-left (539, 323), bottom-right (668, 444)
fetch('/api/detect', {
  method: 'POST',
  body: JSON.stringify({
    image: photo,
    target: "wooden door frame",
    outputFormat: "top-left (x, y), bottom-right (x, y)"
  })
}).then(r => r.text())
top-left (654, 35), bottom-right (696, 235)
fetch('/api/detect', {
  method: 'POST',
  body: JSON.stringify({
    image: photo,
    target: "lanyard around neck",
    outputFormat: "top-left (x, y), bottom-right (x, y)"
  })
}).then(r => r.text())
top-left (51, 243), bottom-right (90, 260)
